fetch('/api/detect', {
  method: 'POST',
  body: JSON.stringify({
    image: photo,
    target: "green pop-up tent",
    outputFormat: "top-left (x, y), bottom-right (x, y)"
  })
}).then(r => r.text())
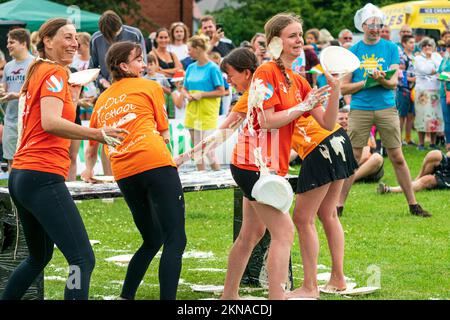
top-left (0, 0), bottom-right (100, 33)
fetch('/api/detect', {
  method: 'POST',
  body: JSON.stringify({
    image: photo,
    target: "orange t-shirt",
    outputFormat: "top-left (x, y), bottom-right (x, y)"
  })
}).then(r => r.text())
top-left (90, 77), bottom-right (175, 180)
top-left (231, 61), bottom-right (312, 176)
top-left (291, 115), bottom-right (341, 160)
top-left (231, 90), bottom-right (249, 114)
top-left (13, 62), bottom-right (75, 178)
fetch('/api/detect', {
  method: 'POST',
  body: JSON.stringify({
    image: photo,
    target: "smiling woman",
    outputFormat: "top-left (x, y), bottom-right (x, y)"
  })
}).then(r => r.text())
top-left (0, 18), bottom-right (127, 301)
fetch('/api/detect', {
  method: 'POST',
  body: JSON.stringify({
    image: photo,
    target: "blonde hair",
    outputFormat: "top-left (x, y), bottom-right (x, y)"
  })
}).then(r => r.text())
top-left (187, 35), bottom-right (210, 52)
top-left (264, 12), bottom-right (303, 88)
top-left (208, 51), bottom-right (221, 61)
top-left (76, 32), bottom-right (91, 46)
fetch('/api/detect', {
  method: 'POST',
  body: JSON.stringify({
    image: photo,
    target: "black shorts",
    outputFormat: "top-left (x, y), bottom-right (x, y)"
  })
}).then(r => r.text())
top-left (357, 161), bottom-right (385, 183)
top-left (297, 128), bottom-right (358, 194)
top-left (433, 152), bottom-right (450, 189)
top-left (75, 105), bottom-right (81, 125)
top-left (230, 164), bottom-right (260, 201)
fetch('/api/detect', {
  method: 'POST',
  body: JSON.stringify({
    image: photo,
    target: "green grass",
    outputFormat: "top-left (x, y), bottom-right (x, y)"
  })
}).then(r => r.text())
top-left (7, 144), bottom-right (450, 300)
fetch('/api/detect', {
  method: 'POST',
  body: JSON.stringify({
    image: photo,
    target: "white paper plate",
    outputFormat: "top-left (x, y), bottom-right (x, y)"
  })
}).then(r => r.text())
top-left (320, 285), bottom-right (379, 296)
top-left (191, 285), bottom-right (224, 293)
top-left (68, 68), bottom-right (100, 86)
top-left (341, 286), bottom-right (380, 296)
top-left (319, 282), bottom-right (357, 294)
top-left (105, 254), bottom-right (133, 263)
top-left (92, 175), bottom-right (115, 183)
top-left (320, 46), bottom-right (360, 75)
top-left (251, 174), bottom-right (293, 213)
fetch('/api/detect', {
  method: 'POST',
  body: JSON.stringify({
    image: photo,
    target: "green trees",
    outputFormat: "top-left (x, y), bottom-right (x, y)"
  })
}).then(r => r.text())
top-left (211, 0), bottom-right (408, 45)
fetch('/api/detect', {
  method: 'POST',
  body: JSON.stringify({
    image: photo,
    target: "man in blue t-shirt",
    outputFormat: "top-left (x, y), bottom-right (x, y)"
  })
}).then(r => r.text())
top-left (339, 3), bottom-right (430, 217)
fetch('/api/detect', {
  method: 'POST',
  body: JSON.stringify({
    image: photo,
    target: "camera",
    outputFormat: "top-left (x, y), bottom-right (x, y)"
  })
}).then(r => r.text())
top-left (216, 23), bottom-right (224, 33)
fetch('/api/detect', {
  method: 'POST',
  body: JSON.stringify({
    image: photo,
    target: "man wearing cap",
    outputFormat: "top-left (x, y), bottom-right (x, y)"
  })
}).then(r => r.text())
top-left (340, 3), bottom-right (431, 217)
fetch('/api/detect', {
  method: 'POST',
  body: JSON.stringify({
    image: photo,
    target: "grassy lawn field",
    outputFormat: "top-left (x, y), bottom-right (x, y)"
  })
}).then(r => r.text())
top-left (9, 144), bottom-right (449, 300)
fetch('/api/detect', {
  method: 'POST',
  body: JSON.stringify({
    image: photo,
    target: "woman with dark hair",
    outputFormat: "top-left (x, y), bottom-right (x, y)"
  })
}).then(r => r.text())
top-left (1, 18), bottom-right (126, 300)
top-left (168, 22), bottom-right (190, 61)
top-left (175, 47), bottom-right (257, 167)
top-left (82, 41), bottom-right (186, 300)
top-left (218, 13), bottom-right (340, 300)
top-left (150, 28), bottom-right (183, 79)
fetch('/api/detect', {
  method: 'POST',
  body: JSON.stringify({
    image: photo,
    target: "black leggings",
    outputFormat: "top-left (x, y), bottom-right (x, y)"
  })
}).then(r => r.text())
top-left (2, 169), bottom-right (95, 300)
top-left (117, 166), bottom-right (186, 300)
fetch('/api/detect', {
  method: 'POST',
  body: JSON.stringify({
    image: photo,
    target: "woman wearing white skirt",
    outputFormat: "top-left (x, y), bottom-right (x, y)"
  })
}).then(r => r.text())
top-left (414, 37), bottom-right (443, 150)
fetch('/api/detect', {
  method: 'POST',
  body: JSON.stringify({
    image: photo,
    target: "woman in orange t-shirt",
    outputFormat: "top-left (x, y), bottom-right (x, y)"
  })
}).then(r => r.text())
top-left (289, 115), bottom-right (357, 299)
top-left (2, 19), bottom-right (126, 300)
top-left (224, 13), bottom-right (340, 300)
top-left (81, 41), bottom-right (186, 300)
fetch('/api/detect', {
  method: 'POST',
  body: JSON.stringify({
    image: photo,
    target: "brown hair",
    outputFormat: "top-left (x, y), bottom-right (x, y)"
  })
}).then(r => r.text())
top-left (22, 18), bottom-right (72, 93)
top-left (99, 10), bottom-right (123, 44)
top-left (265, 13), bottom-right (303, 88)
top-left (401, 34), bottom-right (414, 44)
top-left (7, 28), bottom-right (31, 50)
top-left (147, 53), bottom-right (156, 64)
top-left (76, 32), bottom-right (91, 46)
top-left (187, 35), bottom-right (209, 52)
top-left (30, 31), bottom-right (40, 45)
top-left (221, 48), bottom-right (258, 74)
top-left (169, 22), bottom-right (189, 43)
top-left (200, 15), bottom-right (216, 26)
top-left (250, 33), bottom-right (265, 50)
top-left (305, 28), bottom-right (320, 42)
top-left (106, 41), bottom-right (142, 82)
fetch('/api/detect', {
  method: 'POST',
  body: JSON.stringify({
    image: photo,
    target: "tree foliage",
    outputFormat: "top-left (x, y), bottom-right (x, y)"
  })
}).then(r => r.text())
top-left (211, 0), bottom-right (410, 45)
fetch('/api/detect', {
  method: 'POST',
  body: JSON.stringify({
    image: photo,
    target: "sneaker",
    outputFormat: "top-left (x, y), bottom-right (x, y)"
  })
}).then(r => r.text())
top-left (337, 206), bottom-right (344, 217)
top-left (417, 144), bottom-right (426, 151)
top-left (409, 204), bottom-right (432, 218)
top-left (429, 144), bottom-right (440, 150)
top-left (407, 140), bottom-right (417, 146)
top-left (377, 182), bottom-right (390, 194)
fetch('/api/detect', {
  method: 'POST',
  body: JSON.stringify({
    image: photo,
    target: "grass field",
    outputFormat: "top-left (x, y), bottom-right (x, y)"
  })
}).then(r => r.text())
top-left (8, 144), bottom-right (450, 300)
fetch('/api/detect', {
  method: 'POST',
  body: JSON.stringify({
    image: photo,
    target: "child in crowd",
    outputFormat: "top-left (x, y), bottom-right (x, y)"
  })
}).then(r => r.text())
top-left (145, 54), bottom-right (171, 95)
top-left (170, 70), bottom-right (188, 120)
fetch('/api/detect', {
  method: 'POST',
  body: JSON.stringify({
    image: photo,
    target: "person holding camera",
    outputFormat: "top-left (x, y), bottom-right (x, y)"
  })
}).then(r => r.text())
top-left (250, 33), bottom-right (270, 65)
top-left (200, 15), bottom-right (235, 57)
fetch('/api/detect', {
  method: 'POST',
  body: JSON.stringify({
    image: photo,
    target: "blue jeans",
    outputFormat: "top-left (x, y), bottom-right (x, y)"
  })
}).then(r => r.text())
top-left (441, 96), bottom-right (450, 144)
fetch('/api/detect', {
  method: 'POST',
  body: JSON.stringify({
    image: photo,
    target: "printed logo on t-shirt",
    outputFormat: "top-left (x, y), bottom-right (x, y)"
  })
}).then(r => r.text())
top-left (264, 82), bottom-right (274, 101)
top-left (46, 75), bottom-right (64, 93)
top-left (360, 54), bottom-right (385, 78)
